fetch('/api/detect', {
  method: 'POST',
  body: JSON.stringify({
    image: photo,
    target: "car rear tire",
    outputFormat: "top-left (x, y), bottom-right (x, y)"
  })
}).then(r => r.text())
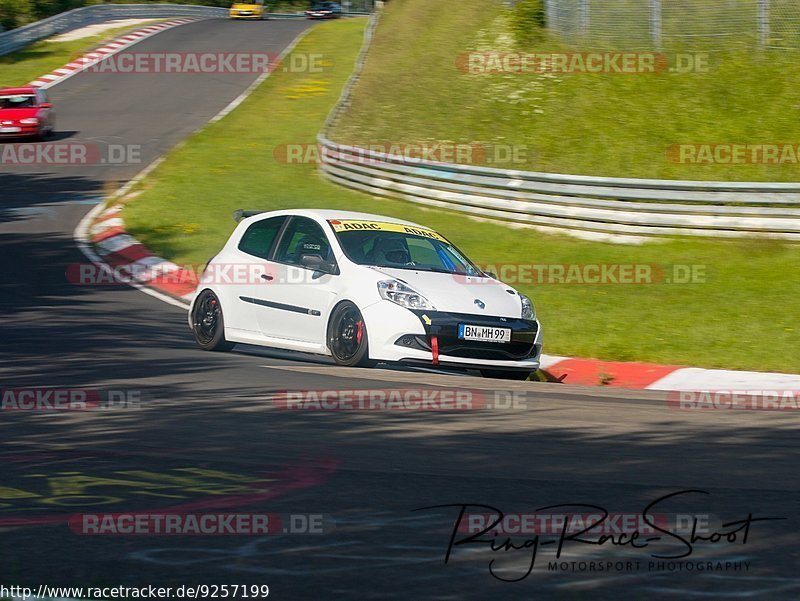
top-left (480, 369), bottom-right (532, 381)
top-left (191, 290), bottom-right (235, 352)
top-left (327, 301), bottom-right (375, 367)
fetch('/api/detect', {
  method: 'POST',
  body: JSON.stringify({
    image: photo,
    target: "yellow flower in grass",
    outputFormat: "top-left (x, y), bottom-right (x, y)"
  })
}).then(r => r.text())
top-left (155, 223), bottom-right (200, 235)
top-left (283, 80), bottom-right (330, 100)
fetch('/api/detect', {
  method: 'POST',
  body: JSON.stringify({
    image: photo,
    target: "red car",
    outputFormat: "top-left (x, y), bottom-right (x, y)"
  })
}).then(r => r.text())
top-left (0, 86), bottom-right (55, 140)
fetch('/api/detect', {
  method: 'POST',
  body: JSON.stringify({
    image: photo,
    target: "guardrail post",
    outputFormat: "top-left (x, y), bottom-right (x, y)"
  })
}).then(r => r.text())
top-left (758, 0), bottom-right (770, 48)
top-left (579, 0), bottom-right (590, 37)
top-left (543, 0), bottom-right (554, 29)
top-left (650, 0), bottom-right (662, 50)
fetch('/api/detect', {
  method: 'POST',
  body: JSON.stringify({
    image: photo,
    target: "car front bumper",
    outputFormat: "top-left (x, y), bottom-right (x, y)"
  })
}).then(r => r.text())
top-left (362, 301), bottom-right (541, 370)
top-left (0, 125), bottom-right (39, 137)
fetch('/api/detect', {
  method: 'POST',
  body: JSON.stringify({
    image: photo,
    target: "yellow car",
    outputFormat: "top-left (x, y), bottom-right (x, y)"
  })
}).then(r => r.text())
top-left (229, 0), bottom-right (265, 20)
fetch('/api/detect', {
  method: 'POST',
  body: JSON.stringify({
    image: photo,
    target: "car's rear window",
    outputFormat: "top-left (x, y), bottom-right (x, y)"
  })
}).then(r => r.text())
top-left (238, 216), bottom-right (286, 259)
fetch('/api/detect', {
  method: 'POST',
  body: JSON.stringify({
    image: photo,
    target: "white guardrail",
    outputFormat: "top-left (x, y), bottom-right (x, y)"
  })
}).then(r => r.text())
top-left (0, 4), bottom-right (348, 57)
top-left (317, 137), bottom-right (800, 241)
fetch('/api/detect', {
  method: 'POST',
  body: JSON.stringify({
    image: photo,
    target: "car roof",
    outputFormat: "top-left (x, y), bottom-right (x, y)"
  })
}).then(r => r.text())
top-left (246, 208), bottom-right (429, 229)
top-left (0, 87), bottom-right (38, 95)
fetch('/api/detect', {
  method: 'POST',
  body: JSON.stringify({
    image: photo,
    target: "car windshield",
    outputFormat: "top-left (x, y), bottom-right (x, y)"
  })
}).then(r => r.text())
top-left (312, 3), bottom-right (334, 9)
top-left (0, 95), bottom-right (36, 109)
top-left (331, 223), bottom-right (483, 275)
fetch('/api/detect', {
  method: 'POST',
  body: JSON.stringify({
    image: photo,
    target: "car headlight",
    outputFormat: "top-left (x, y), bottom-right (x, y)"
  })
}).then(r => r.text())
top-left (20, 118), bottom-right (38, 125)
top-left (377, 279), bottom-right (435, 311)
top-left (520, 293), bottom-right (535, 320)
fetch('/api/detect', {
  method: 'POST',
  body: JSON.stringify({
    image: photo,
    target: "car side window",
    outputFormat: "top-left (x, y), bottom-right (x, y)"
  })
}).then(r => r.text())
top-left (274, 217), bottom-right (332, 266)
top-left (238, 216), bottom-right (286, 259)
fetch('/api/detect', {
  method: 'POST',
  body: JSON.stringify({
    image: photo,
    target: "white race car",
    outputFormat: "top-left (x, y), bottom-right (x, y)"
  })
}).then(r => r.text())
top-left (189, 209), bottom-right (542, 379)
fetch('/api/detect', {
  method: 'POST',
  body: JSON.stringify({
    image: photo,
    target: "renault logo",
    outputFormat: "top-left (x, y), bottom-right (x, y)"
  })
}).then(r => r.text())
top-left (474, 299), bottom-right (485, 309)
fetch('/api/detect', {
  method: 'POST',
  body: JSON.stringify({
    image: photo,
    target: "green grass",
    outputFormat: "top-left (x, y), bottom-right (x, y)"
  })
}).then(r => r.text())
top-left (123, 17), bottom-right (800, 374)
top-left (331, 0), bottom-right (800, 182)
top-left (0, 20), bottom-right (163, 87)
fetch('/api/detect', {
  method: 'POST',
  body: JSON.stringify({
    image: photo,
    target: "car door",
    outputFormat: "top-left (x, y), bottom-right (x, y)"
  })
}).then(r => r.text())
top-left (254, 216), bottom-right (340, 344)
top-left (225, 215), bottom-right (287, 332)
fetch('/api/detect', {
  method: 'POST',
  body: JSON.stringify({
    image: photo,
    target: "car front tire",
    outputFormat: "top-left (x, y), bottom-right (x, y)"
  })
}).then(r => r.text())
top-left (327, 301), bottom-right (375, 367)
top-left (191, 290), bottom-right (235, 351)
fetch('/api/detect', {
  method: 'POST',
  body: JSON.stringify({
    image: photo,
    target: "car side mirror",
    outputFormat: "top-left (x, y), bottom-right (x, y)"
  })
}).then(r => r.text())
top-left (484, 271), bottom-right (497, 279)
top-left (301, 254), bottom-right (337, 275)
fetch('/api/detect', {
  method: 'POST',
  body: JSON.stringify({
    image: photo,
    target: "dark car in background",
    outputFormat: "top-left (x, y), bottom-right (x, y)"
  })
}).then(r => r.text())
top-left (305, 2), bottom-right (342, 19)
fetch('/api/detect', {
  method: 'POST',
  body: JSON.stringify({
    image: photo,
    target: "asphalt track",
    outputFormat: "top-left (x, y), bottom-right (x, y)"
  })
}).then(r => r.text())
top-left (1, 17), bottom-right (800, 601)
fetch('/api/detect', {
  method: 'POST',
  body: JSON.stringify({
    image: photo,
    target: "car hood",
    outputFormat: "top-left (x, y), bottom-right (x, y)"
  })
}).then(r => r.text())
top-left (368, 266), bottom-right (523, 317)
top-left (0, 108), bottom-right (39, 121)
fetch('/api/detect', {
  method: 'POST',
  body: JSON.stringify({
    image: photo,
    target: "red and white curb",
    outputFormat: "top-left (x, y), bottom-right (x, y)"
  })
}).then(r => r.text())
top-left (30, 18), bottom-right (197, 89)
top-left (84, 201), bottom-right (199, 306)
top-left (539, 355), bottom-right (800, 391)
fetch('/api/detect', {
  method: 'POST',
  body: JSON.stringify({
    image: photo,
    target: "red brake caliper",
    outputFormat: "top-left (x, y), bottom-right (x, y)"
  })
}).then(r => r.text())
top-left (356, 321), bottom-right (363, 344)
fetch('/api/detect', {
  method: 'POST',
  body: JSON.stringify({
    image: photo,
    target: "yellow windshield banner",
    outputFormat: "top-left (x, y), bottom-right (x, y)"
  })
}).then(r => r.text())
top-left (328, 219), bottom-right (448, 242)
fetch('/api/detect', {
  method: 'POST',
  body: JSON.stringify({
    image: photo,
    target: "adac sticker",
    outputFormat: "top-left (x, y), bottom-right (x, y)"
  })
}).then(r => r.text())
top-left (328, 219), bottom-right (447, 242)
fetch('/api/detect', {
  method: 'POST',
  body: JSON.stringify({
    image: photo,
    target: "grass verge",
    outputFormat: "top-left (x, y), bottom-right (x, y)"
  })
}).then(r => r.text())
top-left (331, 0), bottom-right (800, 182)
top-left (0, 20), bottom-right (163, 87)
top-left (123, 17), bottom-right (800, 373)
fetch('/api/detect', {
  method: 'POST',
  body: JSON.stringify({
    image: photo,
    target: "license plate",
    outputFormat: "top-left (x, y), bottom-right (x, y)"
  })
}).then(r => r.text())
top-left (458, 324), bottom-right (511, 343)
top-left (0, 127), bottom-right (21, 133)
